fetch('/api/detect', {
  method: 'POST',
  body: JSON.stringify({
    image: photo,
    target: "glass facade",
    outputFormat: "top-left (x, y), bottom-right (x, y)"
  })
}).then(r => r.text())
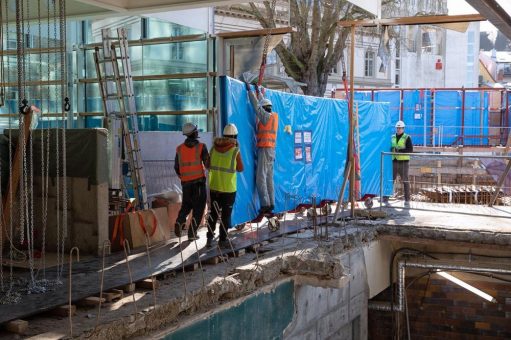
top-left (1, 15), bottom-right (212, 132)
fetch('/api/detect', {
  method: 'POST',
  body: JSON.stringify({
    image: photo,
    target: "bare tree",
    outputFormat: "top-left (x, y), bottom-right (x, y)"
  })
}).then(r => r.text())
top-left (230, 1), bottom-right (377, 96)
top-left (230, 0), bottom-right (445, 96)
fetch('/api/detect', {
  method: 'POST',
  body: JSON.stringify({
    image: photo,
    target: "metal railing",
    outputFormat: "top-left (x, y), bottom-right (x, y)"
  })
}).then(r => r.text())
top-left (379, 152), bottom-right (511, 210)
top-left (143, 160), bottom-right (181, 198)
top-left (406, 125), bottom-right (511, 148)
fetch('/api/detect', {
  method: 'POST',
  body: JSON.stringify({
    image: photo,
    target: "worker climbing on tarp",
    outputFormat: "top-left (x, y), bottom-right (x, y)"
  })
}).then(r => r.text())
top-left (245, 82), bottom-right (278, 214)
top-left (174, 122), bottom-right (209, 240)
top-left (206, 123), bottom-right (244, 248)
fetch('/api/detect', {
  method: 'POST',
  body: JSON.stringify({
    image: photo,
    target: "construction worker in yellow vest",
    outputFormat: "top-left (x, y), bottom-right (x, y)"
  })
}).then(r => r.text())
top-left (174, 122), bottom-right (209, 240)
top-left (206, 123), bottom-right (244, 248)
top-left (245, 83), bottom-right (278, 214)
top-left (391, 120), bottom-right (413, 205)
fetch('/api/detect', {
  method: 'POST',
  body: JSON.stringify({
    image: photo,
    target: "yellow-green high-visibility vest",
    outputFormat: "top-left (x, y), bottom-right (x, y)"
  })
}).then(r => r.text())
top-left (209, 147), bottom-right (238, 193)
top-left (391, 133), bottom-right (410, 161)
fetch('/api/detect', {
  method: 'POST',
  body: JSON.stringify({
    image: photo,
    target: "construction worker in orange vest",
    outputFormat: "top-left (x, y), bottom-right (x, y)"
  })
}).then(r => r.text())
top-left (174, 122), bottom-right (209, 240)
top-left (246, 83), bottom-right (278, 214)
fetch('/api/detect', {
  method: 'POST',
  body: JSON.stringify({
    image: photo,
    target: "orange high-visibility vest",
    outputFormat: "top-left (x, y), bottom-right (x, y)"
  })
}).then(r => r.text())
top-left (256, 113), bottom-right (278, 148)
top-left (176, 143), bottom-right (205, 182)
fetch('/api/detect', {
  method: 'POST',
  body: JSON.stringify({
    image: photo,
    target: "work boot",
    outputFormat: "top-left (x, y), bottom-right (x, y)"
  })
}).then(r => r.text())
top-left (188, 234), bottom-right (199, 241)
top-left (259, 206), bottom-right (271, 215)
top-left (219, 239), bottom-right (230, 249)
top-left (206, 237), bottom-right (215, 248)
top-left (174, 223), bottom-right (182, 237)
top-left (188, 227), bottom-right (199, 241)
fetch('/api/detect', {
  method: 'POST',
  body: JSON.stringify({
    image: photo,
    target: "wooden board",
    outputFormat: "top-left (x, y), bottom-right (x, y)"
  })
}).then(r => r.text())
top-left (1, 253), bottom-right (93, 270)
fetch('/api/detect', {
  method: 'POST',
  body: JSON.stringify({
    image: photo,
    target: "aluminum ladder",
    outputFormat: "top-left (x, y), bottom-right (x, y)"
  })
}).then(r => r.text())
top-left (93, 27), bottom-right (148, 210)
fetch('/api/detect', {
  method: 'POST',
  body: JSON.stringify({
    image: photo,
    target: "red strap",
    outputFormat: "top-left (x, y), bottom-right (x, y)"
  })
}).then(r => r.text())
top-left (112, 213), bottom-right (126, 247)
top-left (111, 203), bottom-right (136, 247)
top-left (136, 210), bottom-right (157, 237)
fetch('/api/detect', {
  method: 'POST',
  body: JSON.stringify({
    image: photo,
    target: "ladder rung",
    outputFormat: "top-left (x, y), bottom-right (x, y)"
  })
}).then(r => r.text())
top-left (97, 56), bottom-right (129, 64)
top-left (98, 77), bottom-right (128, 84)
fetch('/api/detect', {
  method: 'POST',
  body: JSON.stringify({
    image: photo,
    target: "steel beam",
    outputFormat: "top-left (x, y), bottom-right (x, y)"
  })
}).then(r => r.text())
top-left (339, 14), bottom-right (486, 27)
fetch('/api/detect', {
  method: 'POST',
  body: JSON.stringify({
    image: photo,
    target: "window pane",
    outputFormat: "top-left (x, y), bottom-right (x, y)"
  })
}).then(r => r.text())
top-left (134, 78), bottom-right (207, 111)
top-left (141, 41), bottom-right (207, 75)
top-left (84, 78), bottom-right (207, 114)
top-left (139, 114), bottom-right (207, 131)
top-left (89, 17), bottom-right (142, 43)
top-left (146, 18), bottom-right (204, 38)
top-left (0, 84), bottom-right (66, 115)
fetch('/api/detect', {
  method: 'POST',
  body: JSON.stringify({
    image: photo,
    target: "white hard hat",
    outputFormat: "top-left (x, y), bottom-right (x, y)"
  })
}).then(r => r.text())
top-left (395, 120), bottom-right (405, 128)
top-left (223, 123), bottom-right (238, 136)
top-left (182, 122), bottom-right (197, 136)
top-left (261, 98), bottom-right (272, 107)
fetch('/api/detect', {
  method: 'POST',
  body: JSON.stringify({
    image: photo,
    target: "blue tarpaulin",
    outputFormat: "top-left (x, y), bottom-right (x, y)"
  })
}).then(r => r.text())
top-left (220, 77), bottom-right (392, 225)
top-left (354, 89), bottom-right (489, 146)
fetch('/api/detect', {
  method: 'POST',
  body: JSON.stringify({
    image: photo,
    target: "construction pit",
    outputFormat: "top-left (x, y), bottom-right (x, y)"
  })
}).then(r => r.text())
top-left (0, 201), bottom-right (510, 339)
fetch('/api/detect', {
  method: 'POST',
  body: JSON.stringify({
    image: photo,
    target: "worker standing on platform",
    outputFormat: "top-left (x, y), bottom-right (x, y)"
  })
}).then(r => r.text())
top-left (391, 120), bottom-right (413, 205)
top-left (206, 123), bottom-right (244, 248)
top-left (246, 83), bottom-right (278, 214)
top-left (174, 122), bottom-right (209, 240)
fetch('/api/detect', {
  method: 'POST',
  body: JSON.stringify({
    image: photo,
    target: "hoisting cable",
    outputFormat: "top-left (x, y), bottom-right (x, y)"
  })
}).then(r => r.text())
top-left (256, 0), bottom-right (277, 91)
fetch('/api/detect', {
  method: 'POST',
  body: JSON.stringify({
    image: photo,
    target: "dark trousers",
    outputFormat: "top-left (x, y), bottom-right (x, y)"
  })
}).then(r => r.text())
top-left (393, 160), bottom-right (410, 201)
top-left (207, 191), bottom-right (236, 241)
top-left (175, 180), bottom-right (207, 237)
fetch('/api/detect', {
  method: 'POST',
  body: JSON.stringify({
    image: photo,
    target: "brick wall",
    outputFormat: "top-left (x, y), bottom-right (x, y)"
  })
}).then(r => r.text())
top-left (369, 275), bottom-right (511, 339)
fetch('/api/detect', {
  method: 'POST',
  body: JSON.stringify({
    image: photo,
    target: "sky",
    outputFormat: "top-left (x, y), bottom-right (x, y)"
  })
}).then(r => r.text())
top-left (447, 0), bottom-right (511, 34)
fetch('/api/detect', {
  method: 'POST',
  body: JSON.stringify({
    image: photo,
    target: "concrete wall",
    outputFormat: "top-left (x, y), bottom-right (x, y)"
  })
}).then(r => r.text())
top-left (164, 280), bottom-right (295, 339)
top-left (33, 177), bottom-right (109, 256)
top-left (363, 240), bottom-right (393, 299)
top-left (444, 22), bottom-right (480, 88)
top-left (162, 247), bottom-right (370, 340)
top-left (284, 248), bottom-right (369, 340)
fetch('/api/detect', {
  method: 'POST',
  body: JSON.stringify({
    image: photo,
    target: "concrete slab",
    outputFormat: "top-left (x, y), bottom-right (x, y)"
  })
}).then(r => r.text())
top-left (382, 201), bottom-right (511, 230)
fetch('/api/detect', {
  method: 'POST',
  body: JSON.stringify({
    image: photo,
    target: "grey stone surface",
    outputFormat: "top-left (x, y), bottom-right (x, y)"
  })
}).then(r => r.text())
top-left (284, 248), bottom-right (368, 340)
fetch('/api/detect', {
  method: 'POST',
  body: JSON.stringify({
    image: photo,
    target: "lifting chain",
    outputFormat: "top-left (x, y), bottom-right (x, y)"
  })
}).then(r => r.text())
top-left (50, 0), bottom-right (63, 281)
top-left (257, 0), bottom-right (277, 88)
top-left (41, 0), bottom-right (52, 279)
top-left (59, 0), bottom-right (69, 280)
top-left (15, 0), bottom-right (26, 249)
top-left (6, 0), bottom-right (14, 295)
top-left (262, 0), bottom-right (277, 60)
top-left (0, 0), bottom-right (4, 107)
top-left (24, 0), bottom-right (36, 288)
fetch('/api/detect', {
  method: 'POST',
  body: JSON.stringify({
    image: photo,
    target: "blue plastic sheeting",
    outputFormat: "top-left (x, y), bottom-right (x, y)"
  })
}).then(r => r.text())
top-left (220, 77), bottom-right (392, 225)
top-left (355, 89), bottom-right (490, 146)
top-left (463, 91), bottom-right (489, 146)
top-left (434, 90), bottom-right (461, 146)
top-left (355, 91), bottom-right (400, 123)
top-left (402, 90), bottom-right (426, 144)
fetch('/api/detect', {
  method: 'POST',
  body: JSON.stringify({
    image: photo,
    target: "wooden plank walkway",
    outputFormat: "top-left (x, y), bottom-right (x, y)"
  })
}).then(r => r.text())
top-left (0, 220), bottom-right (309, 324)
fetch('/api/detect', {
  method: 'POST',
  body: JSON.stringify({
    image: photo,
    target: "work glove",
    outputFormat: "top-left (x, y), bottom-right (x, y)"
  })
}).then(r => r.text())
top-left (245, 82), bottom-right (251, 92)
